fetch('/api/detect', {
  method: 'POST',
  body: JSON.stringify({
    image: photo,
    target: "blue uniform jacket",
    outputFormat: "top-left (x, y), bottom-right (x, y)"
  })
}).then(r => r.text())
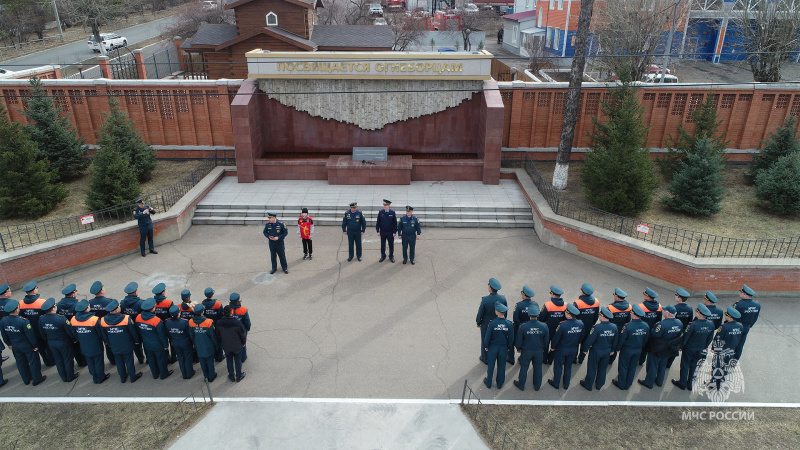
top-left (179, 302), bottom-right (195, 321)
top-left (20, 294), bottom-right (46, 340)
top-left (574, 294), bottom-right (599, 341)
top-left (89, 295), bottom-right (112, 319)
top-left (153, 295), bottom-right (174, 322)
top-left (681, 319), bottom-right (714, 352)
top-left (166, 317), bottom-right (192, 348)
top-left (120, 296), bottom-right (143, 317)
top-left (0, 298), bottom-right (10, 320)
top-left (376, 209), bottom-right (397, 234)
top-left (398, 215), bottom-right (421, 238)
top-left (703, 305), bottom-right (724, 329)
top-left (39, 313), bottom-right (74, 343)
top-left (202, 299), bottom-right (224, 322)
top-left (582, 321), bottom-right (618, 353)
top-left (188, 315), bottom-right (219, 358)
top-left (512, 299), bottom-right (537, 325)
top-left (639, 300), bottom-right (662, 330)
top-left (136, 311), bottom-right (169, 351)
top-left (342, 210), bottom-right (366, 234)
top-left (514, 320), bottom-right (549, 351)
top-left (57, 297), bottom-right (79, 321)
top-left (733, 299), bottom-right (761, 329)
top-left (646, 318), bottom-right (684, 358)
top-left (134, 204), bottom-right (155, 228)
top-left (70, 312), bottom-right (105, 356)
top-left (714, 321), bottom-right (743, 352)
top-left (615, 319), bottom-right (650, 352)
top-left (608, 300), bottom-right (632, 332)
top-left (550, 318), bottom-right (584, 350)
top-left (476, 293), bottom-right (507, 326)
top-left (231, 305), bottom-right (251, 332)
top-left (0, 315), bottom-right (38, 351)
top-left (264, 221), bottom-right (288, 241)
top-left (674, 303), bottom-right (694, 327)
top-left (100, 313), bottom-right (140, 353)
top-left (483, 318), bottom-right (513, 350)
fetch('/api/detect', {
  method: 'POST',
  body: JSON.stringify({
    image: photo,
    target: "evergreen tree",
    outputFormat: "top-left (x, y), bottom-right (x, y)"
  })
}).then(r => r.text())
top-left (85, 144), bottom-right (141, 211)
top-left (0, 104), bottom-right (68, 219)
top-left (581, 84), bottom-right (659, 216)
top-left (746, 115), bottom-right (800, 182)
top-left (660, 94), bottom-right (728, 180)
top-left (22, 77), bottom-right (88, 181)
top-left (754, 154), bottom-right (800, 215)
top-left (662, 137), bottom-right (726, 216)
top-left (96, 98), bottom-right (157, 181)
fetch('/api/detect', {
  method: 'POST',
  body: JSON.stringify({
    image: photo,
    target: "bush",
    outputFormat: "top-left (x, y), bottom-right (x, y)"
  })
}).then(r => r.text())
top-left (85, 145), bottom-right (141, 211)
top-left (662, 137), bottom-right (726, 216)
top-left (754, 154), bottom-right (800, 215)
top-left (747, 115), bottom-right (800, 183)
top-left (581, 84), bottom-right (659, 216)
top-left (97, 98), bottom-right (156, 181)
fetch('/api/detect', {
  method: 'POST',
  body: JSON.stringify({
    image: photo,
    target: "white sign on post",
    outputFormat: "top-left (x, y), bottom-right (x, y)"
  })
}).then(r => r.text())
top-left (80, 214), bottom-right (95, 225)
top-left (636, 223), bottom-right (650, 234)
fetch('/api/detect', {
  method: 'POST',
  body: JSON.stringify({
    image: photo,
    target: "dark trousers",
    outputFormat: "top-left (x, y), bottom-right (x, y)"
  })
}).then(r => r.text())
top-left (302, 238), bottom-right (313, 255)
top-left (638, 346), bottom-right (650, 365)
top-left (517, 348), bottom-right (544, 390)
top-left (734, 326), bottom-right (750, 361)
top-left (104, 343), bottom-right (116, 366)
top-left (577, 336), bottom-right (590, 363)
top-left (139, 225), bottom-right (155, 253)
top-left (85, 353), bottom-right (105, 383)
top-left (347, 232), bottom-right (362, 259)
top-left (616, 349), bottom-right (641, 390)
top-left (12, 346), bottom-right (43, 385)
top-left (643, 353), bottom-right (668, 388)
top-left (583, 348), bottom-right (611, 390)
top-left (380, 232), bottom-right (394, 258)
top-left (0, 352), bottom-right (5, 383)
top-left (198, 355), bottom-right (216, 380)
top-left (113, 352), bottom-right (136, 382)
top-left (145, 347), bottom-right (169, 379)
top-left (479, 323), bottom-right (489, 361)
top-left (72, 341), bottom-right (86, 366)
top-left (485, 345), bottom-right (507, 388)
top-left (269, 240), bottom-right (288, 271)
top-left (401, 236), bottom-right (416, 262)
top-left (175, 344), bottom-right (195, 379)
top-left (551, 346), bottom-right (577, 388)
top-left (37, 340), bottom-right (55, 366)
top-left (666, 355), bottom-right (676, 368)
top-left (134, 342), bottom-right (145, 364)
top-left (48, 341), bottom-right (75, 382)
top-left (226, 348), bottom-right (244, 380)
top-left (678, 349), bottom-right (706, 390)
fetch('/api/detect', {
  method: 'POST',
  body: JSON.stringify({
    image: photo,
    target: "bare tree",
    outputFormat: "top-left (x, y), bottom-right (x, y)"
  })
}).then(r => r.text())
top-left (161, 0), bottom-right (234, 39)
top-left (318, 0), bottom-right (347, 24)
top-left (731, 0), bottom-right (800, 82)
top-left (58, 0), bottom-right (127, 56)
top-left (523, 34), bottom-right (553, 73)
top-left (0, 0), bottom-right (50, 44)
top-left (386, 13), bottom-right (426, 50)
top-left (343, 0), bottom-right (373, 25)
top-left (453, 10), bottom-right (499, 51)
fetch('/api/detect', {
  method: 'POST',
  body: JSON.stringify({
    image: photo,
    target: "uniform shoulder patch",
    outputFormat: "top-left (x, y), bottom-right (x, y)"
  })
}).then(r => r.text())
top-left (26, 324), bottom-right (31, 329)
top-left (654, 324), bottom-right (661, 332)
top-left (685, 325), bottom-right (690, 333)
top-left (555, 325), bottom-right (560, 332)
top-left (589, 328), bottom-right (594, 334)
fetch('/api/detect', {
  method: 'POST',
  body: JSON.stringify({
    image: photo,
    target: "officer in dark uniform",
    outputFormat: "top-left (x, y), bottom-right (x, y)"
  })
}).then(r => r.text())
top-left (57, 284), bottom-right (86, 367)
top-left (201, 288), bottom-right (225, 362)
top-left (19, 281), bottom-right (55, 367)
top-left (547, 304), bottom-right (583, 390)
top-left (483, 302), bottom-right (513, 389)
top-left (512, 286), bottom-right (537, 340)
top-left (120, 282), bottom-right (145, 365)
top-left (179, 290), bottom-right (196, 321)
top-left (263, 212), bottom-right (289, 273)
top-left (70, 300), bottom-right (110, 384)
top-left (230, 293), bottom-right (251, 362)
top-left (342, 202), bottom-right (366, 262)
top-left (638, 305), bottom-right (683, 389)
top-left (607, 288), bottom-right (632, 365)
top-left (573, 283), bottom-right (599, 364)
top-left (398, 206), bottom-right (421, 265)
top-left (166, 305), bottom-right (195, 379)
top-left (376, 199), bottom-right (397, 263)
top-left (0, 300), bottom-right (46, 385)
top-left (701, 291), bottom-right (723, 329)
top-left (88, 281), bottom-right (116, 366)
top-left (152, 283), bottom-right (177, 363)
top-left (539, 285), bottom-right (566, 364)
top-left (513, 304), bottom-right (548, 391)
top-left (0, 282), bottom-right (12, 321)
top-left (671, 303), bottom-right (714, 391)
top-left (0, 334), bottom-right (6, 388)
top-left (580, 307), bottom-right (618, 391)
top-left (189, 304), bottom-right (219, 382)
top-left (135, 298), bottom-right (173, 380)
top-left (134, 198), bottom-right (158, 257)
top-left (711, 307), bottom-right (743, 388)
top-left (476, 278), bottom-right (507, 365)
top-left (612, 304), bottom-right (649, 390)
top-left (638, 287), bottom-right (662, 366)
top-left (100, 300), bottom-right (142, 383)
top-left (667, 287), bottom-right (693, 369)
top-left (39, 298), bottom-right (78, 382)
top-left (733, 284), bottom-right (760, 361)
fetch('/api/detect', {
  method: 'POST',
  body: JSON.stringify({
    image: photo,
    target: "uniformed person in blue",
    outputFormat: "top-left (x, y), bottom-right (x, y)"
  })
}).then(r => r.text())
top-left (376, 199), bottom-right (398, 263)
top-left (667, 287), bottom-right (693, 369)
top-left (19, 281), bottom-right (55, 367)
top-left (263, 212), bottom-right (289, 274)
top-left (57, 284), bottom-right (86, 367)
top-left (476, 278), bottom-right (508, 365)
top-left (671, 303), bottom-right (714, 391)
top-left (612, 304), bottom-right (650, 390)
top-left (69, 300), bottom-right (110, 384)
top-left (0, 300), bottom-right (47, 385)
top-left (39, 298), bottom-right (78, 383)
top-left (539, 285), bottom-right (566, 365)
top-left (179, 290), bottom-right (196, 321)
top-left (88, 281), bottom-right (116, 366)
top-left (638, 305), bottom-right (683, 389)
top-left (134, 198), bottom-right (158, 257)
top-left (229, 293), bottom-right (251, 362)
top-left (135, 298), bottom-right (173, 380)
top-left (573, 283), bottom-right (599, 364)
top-left (547, 304), bottom-right (583, 389)
top-left (120, 282), bottom-right (146, 365)
top-left (580, 307), bottom-right (619, 391)
top-left (513, 303), bottom-right (548, 391)
top-left (398, 206), bottom-right (421, 265)
top-left (0, 282), bottom-right (12, 320)
top-left (188, 304), bottom-right (219, 382)
top-left (733, 284), bottom-right (760, 361)
top-left (152, 283), bottom-right (177, 363)
top-left (201, 287), bottom-right (225, 361)
top-left (512, 286), bottom-right (537, 340)
top-left (701, 291), bottom-right (723, 329)
top-left (483, 302), bottom-right (513, 389)
top-left (0, 334), bottom-right (6, 388)
top-left (637, 287), bottom-right (662, 366)
top-left (342, 202), bottom-right (366, 261)
top-left (607, 288), bottom-right (632, 365)
top-left (710, 307), bottom-right (743, 388)
top-left (100, 300), bottom-right (143, 383)
top-left (166, 305), bottom-right (195, 379)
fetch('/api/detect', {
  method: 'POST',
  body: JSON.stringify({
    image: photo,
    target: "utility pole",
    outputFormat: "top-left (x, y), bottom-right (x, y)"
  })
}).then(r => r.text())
top-left (660, 0), bottom-right (682, 83)
top-left (51, 0), bottom-right (64, 42)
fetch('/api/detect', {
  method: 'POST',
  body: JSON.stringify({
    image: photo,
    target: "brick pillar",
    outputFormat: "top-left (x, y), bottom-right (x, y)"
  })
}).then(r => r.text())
top-left (98, 56), bottom-right (111, 79)
top-left (133, 50), bottom-right (147, 79)
top-left (53, 66), bottom-right (63, 79)
top-left (173, 36), bottom-right (185, 71)
top-left (481, 79), bottom-right (504, 185)
top-left (231, 79), bottom-right (262, 183)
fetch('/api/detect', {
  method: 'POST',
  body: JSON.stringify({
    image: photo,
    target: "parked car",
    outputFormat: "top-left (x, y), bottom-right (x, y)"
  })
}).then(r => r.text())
top-left (369, 4), bottom-right (384, 15)
top-left (643, 73), bottom-right (679, 83)
top-left (202, 0), bottom-right (218, 9)
top-left (644, 64), bottom-right (671, 75)
top-left (464, 3), bottom-right (479, 12)
top-left (0, 67), bottom-right (16, 78)
top-left (88, 33), bottom-right (127, 52)
top-left (374, 17), bottom-right (388, 25)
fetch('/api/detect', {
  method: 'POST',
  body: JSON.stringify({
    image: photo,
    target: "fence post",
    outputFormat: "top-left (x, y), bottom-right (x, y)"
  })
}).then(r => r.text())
top-left (133, 50), bottom-right (147, 79)
top-left (161, 194), bottom-right (167, 212)
top-left (0, 233), bottom-right (6, 252)
top-left (695, 238), bottom-right (702, 257)
top-left (461, 379), bottom-right (467, 404)
top-left (206, 381), bottom-right (214, 402)
top-left (98, 56), bottom-right (112, 79)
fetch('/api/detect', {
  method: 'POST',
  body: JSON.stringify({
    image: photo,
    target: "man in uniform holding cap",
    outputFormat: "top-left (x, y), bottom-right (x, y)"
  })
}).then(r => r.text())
top-left (19, 281), bottom-right (54, 367)
top-left (513, 303), bottom-right (548, 391)
top-left (189, 304), bottom-right (219, 382)
top-left (701, 291), bottom-right (723, 329)
top-left (229, 293), bottom-right (251, 362)
top-left (202, 288), bottom-right (225, 362)
top-left (166, 305), bottom-right (194, 379)
top-left (133, 198), bottom-right (158, 257)
top-left (711, 307), bottom-right (743, 388)
top-left (39, 298), bottom-right (78, 382)
top-left (376, 199), bottom-right (397, 263)
top-left (548, 304), bottom-right (583, 390)
top-left (120, 282), bottom-right (146, 365)
top-left (57, 283), bottom-right (86, 367)
top-left (100, 300), bottom-right (142, 383)
top-left (88, 281), bottom-right (115, 366)
top-left (483, 302), bottom-right (513, 389)
top-left (638, 305), bottom-right (683, 389)
top-left (263, 212), bottom-right (289, 273)
top-left (135, 298), bottom-right (173, 380)
top-left (342, 202), bottom-right (366, 262)
top-left (152, 283), bottom-right (177, 363)
top-left (70, 300), bottom-right (110, 384)
top-left (0, 300), bottom-right (47, 385)
top-left (671, 303), bottom-right (714, 391)
top-left (733, 284), bottom-right (760, 361)
top-left (638, 287), bottom-right (662, 366)
top-left (667, 288), bottom-right (694, 369)
top-left (612, 304), bottom-right (649, 390)
top-left (476, 278), bottom-right (507, 365)
top-left (573, 283), bottom-right (599, 364)
top-left (398, 206), bottom-right (421, 265)
top-left (580, 307), bottom-right (618, 391)
top-left (539, 285), bottom-right (566, 365)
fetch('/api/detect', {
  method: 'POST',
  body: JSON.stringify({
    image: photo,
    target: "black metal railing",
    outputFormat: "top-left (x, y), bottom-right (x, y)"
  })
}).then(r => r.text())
top-left (0, 151), bottom-right (235, 252)
top-left (460, 380), bottom-right (522, 450)
top-left (524, 154), bottom-right (800, 259)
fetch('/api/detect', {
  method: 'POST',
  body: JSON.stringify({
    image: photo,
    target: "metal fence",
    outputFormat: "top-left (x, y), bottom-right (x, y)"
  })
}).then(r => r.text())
top-left (65, 64), bottom-right (103, 80)
top-left (144, 44), bottom-right (181, 79)
top-left (460, 380), bottom-right (521, 450)
top-left (0, 151), bottom-right (235, 253)
top-left (523, 155), bottom-right (800, 259)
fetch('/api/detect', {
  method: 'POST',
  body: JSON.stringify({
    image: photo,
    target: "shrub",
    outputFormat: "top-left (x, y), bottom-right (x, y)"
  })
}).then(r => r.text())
top-left (754, 154), bottom-right (800, 215)
top-left (662, 137), bottom-right (726, 216)
top-left (85, 145), bottom-right (141, 211)
top-left (96, 98), bottom-right (156, 181)
top-left (747, 115), bottom-right (800, 183)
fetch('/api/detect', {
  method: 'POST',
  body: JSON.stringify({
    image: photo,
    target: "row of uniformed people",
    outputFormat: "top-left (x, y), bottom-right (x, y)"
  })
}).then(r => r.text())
top-left (478, 278), bottom-right (760, 392)
top-left (0, 281), bottom-right (251, 387)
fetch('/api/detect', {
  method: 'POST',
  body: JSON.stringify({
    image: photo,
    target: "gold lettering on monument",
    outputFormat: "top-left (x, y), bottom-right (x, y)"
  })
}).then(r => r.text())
top-left (276, 61), bottom-right (463, 75)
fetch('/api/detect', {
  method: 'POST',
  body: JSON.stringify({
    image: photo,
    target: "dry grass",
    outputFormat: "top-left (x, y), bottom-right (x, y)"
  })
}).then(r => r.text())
top-left (465, 404), bottom-right (800, 449)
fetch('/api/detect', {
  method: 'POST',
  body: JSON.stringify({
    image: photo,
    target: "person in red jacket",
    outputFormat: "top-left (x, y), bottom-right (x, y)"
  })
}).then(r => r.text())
top-left (298, 208), bottom-right (314, 260)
